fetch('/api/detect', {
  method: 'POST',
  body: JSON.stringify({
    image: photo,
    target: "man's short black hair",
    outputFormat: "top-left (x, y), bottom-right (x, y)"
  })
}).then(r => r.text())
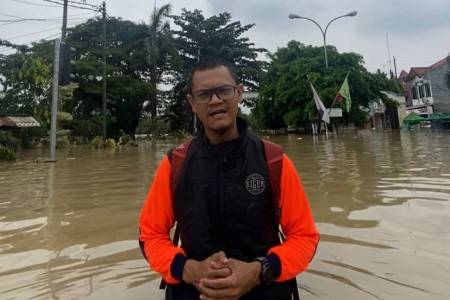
top-left (187, 56), bottom-right (240, 94)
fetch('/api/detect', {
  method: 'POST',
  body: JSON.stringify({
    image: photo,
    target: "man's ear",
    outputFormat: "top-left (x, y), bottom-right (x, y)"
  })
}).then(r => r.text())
top-left (186, 94), bottom-right (197, 114)
top-left (236, 84), bottom-right (244, 104)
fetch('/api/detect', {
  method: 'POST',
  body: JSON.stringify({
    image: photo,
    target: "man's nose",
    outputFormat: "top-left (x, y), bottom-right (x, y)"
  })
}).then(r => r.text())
top-left (209, 91), bottom-right (223, 104)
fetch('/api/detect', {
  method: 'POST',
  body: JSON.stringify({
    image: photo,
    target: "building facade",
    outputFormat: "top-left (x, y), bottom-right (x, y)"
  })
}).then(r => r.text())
top-left (400, 56), bottom-right (450, 116)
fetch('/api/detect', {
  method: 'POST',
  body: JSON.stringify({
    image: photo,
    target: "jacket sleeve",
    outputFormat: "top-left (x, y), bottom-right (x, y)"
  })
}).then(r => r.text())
top-left (268, 154), bottom-right (320, 282)
top-left (139, 155), bottom-right (186, 284)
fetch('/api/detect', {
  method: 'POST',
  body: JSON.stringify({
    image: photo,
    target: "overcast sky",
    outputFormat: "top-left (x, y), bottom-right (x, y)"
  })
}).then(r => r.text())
top-left (1, 0), bottom-right (450, 74)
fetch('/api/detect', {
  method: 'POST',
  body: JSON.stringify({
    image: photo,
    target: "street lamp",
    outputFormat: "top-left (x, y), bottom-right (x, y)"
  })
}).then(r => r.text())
top-left (288, 11), bottom-right (357, 68)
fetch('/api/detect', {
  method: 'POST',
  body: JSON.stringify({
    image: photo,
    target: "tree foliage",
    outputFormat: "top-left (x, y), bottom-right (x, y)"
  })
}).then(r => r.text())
top-left (145, 4), bottom-right (176, 120)
top-left (171, 9), bottom-right (266, 91)
top-left (165, 9), bottom-right (267, 131)
top-left (1, 10), bottom-right (404, 141)
top-left (0, 41), bottom-right (53, 118)
top-left (254, 41), bottom-right (401, 129)
top-left (66, 17), bottom-right (150, 136)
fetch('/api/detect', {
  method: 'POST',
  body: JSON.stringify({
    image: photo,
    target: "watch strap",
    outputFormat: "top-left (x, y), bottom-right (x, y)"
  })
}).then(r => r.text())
top-left (254, 256), bottom-right (275, 285)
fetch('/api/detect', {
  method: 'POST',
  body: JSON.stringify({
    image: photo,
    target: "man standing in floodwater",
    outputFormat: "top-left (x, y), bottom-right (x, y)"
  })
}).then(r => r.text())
top-left (139, 57), bottom-right (319, 300)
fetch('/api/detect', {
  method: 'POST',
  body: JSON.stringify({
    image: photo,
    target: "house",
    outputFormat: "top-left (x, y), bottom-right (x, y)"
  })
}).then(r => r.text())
top-left (400, 55), bottom-right (450, 116)
top-left (362, 91), bottom-right (406, 130)
top-left (0, 115), bottom-right (41, 129)
top-left (382, 91), bottom-right (407, 128)
top-left (367, 98), bottom-right (387, 129)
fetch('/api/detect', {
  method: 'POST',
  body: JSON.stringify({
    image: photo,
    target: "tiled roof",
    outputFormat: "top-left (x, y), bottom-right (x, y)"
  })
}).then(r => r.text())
top-left (0, 116), bottom-right (41, 128)
top-left (406, 55), bottom-right (449, 81)
top-left (429, 57), bottom-right (447, 69)
top-left (410, 67), bottom-right (430, 76)
top-left (398, 70), bottom-right (409, 81)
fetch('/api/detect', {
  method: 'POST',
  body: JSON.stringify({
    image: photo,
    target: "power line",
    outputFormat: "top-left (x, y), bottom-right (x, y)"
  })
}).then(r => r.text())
top-left (68, 0), bottom-right (99, 9)
top-left (0, 31), bottom-right (61, 53)
top-left (4, 26), bottom-right (62, 40)
top-left (10, 0), bottom-right (99, 8)
top-left (0, 12), bottom-right (94, 20)
top-left (0, 20), bottom-right (28, 28)
top-left (3, 19), bottom-right (88, 40)
top-left (7, 0), bottom-right (60, 8)
top-left (39, 32), bottom-right (62, 40)
top-left (0, 16), bottom-right (95, 22)
top-left (0, 14), bottom-right (95, 27)
top-left (0, 13), bottom-right (26, 19)
top-left (40, 0), bottom-right (99, 11)
top-left (0, 19), bottom-right (25, 22)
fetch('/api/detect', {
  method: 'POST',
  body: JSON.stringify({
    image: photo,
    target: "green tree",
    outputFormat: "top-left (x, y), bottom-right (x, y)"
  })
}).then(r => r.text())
top-left (254, 41), bottom-right (401, 129)
top-left (145, 4), bottom-right (176, 121)
top-left (67, 17), bottom-right (149, 137)
top-left (167, 9), bottom-right (267, 131)
top-left (107, 76), bottom-right (151, 135)
top-left (0, 41), bottom-right (53, 121)
top-left (171, 9), bottom-right (266, 91)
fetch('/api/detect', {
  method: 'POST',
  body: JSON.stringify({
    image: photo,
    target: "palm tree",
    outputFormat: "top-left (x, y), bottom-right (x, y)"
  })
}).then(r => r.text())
top-left (145, 4), bottom-right (174, 123)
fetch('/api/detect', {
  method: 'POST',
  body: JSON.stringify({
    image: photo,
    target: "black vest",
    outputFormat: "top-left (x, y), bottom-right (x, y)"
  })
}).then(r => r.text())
top-left (173, 120), bottom-right (280, 262)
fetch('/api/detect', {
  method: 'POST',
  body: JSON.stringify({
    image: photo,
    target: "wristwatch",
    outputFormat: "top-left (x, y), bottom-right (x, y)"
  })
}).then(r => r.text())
top-left (254, 256), bottom-right (275, 285)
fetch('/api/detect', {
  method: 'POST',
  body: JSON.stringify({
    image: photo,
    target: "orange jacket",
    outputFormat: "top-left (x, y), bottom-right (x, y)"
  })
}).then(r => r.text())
top-left (139, 153), bottom-right (319, 284)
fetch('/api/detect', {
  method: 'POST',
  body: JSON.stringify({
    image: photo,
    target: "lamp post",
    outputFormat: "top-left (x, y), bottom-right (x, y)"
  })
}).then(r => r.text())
top-left (289, 11), bottom-right (357, 68)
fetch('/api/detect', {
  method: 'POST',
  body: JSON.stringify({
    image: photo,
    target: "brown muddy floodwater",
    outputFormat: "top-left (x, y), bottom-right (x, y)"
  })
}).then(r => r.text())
top-left (1, 130), bottom-right (450, 300)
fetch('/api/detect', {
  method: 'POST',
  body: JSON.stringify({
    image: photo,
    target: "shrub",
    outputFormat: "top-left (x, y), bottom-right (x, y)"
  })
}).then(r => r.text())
top-left (0, 145), bottom-right (16, 161)
top-left (0, 130), bottom-right (20, 150)
top-left (18, 127), bottom-right (44, 149)
top-left (72, 118), bottom-right (102, 139)
top-left (136, 117), bottom-right (170, 137)
top-left (72, 136), bottom-right (89, 145)
top-left (104, 138), bottom-right (116, 148)
top-left (56, 136), bottom-right (70, 148)
top-left (352, 110), bottom-right (369, 129)
top-left (118, 130), bottom-right (131, 145)
top-left (91, 136), bottom-right (104, 149)
top-left (57, 112), bottom-right (73, 129)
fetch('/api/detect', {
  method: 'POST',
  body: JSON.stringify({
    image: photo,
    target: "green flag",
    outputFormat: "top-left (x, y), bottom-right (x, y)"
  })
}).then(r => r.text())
top-left (336, 73), bottom-right (351, 112)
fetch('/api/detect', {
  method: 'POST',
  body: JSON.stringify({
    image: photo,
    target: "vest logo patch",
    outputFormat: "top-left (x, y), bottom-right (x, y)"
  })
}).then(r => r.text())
top-left (245, 173), bottom-right (266, 195)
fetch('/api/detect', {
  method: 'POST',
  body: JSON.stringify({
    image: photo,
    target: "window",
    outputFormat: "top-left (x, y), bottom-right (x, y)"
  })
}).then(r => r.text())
top-left (424, 82), bottom-right (432, 97)
top-left (418, 84), bottom-right (425, 98)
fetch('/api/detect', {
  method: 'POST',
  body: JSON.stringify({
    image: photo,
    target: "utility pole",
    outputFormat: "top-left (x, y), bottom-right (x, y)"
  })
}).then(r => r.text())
top-left (48, 0), bottom-right (99, 161)
top-left (61, 0), bottom-right (68, 41)
top-left (393, 56), bottom-right (398, 80)
top-left (386, 33), bottom-right (393, 78)
top-left (48, 0), bottom-right (67, 163)
top-left (102, 1), bottom-right (107, 140)
top-left (49, 39), bottom-right (61, 162)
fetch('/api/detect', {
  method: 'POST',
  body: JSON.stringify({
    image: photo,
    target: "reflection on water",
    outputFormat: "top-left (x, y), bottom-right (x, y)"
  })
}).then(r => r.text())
top-left (1, 131), bottom-right (450, 299)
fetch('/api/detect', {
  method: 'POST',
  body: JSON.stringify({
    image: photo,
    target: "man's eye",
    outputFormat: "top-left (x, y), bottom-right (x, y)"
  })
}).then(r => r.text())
top-left (218, 87), bottom-right (232, 93)
top-left (196, 91), bottom-right (210, 98)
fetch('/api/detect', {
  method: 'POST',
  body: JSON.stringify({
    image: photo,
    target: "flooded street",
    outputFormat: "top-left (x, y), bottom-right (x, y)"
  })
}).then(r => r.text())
top-left (1, 130), bottom-right (450, 300)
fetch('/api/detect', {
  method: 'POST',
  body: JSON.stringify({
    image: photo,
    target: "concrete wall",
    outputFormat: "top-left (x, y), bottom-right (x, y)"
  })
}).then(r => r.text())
top-left (424, 58), bottom-right (450, 113)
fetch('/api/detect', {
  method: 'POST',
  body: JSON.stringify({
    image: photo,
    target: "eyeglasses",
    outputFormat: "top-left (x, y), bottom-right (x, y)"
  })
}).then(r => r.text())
top-left (191, 85), bottom-right (237, 104)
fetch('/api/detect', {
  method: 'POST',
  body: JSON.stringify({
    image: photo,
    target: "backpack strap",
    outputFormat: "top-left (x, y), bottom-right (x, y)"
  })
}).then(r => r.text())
top-left (169, 137), bottom-right (193, 194)
top-left (262, 139), bottom-right (300, 300)
top-left (159, 137), bottom-right (193, 290)
top-left (262, 139), bottom-right (284, 224)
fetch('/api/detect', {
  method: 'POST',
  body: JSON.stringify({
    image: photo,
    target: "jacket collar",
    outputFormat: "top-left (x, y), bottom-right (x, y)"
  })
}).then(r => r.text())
top-left (198, 117), bottom-right (248, 158)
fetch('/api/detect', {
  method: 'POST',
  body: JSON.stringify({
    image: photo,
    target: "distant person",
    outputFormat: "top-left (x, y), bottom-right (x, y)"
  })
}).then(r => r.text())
top-left (139, 57), bottom-right (319, 300)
